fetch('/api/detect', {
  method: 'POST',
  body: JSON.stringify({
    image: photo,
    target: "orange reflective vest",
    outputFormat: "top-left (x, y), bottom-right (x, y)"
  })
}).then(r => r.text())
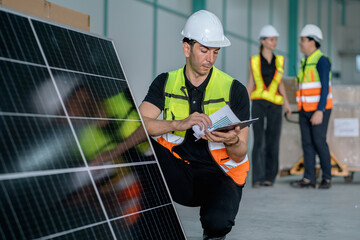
top-left (296, 49), bottom-right (333, 111)
top-left (250, 54), bottom-right (284, 105)
top-left (155, 66), bottom-right (249, 186)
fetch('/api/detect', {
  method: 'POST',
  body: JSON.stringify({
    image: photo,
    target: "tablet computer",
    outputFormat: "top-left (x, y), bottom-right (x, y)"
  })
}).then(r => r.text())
top-left (214, 118), bottom-right (259, 132)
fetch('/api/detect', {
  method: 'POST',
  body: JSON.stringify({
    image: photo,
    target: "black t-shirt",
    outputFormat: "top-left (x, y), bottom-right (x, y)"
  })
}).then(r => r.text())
top-left (260, 53), bottom-right (276, 88)
top-left (143, 67), bottom-right (250, 165)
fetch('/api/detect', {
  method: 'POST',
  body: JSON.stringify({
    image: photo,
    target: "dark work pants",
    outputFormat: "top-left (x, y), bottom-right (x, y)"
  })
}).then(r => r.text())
top-left (299, 109), bottom-right (332, 182)
top-left (251, 100), bottom-right (282, 184)
top-left (150, 139), bottom-right (243, 238)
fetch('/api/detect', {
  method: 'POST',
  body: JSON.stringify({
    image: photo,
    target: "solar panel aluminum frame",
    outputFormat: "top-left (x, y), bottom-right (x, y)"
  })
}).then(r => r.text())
top-left (0, 5), bottom-right (186, 240)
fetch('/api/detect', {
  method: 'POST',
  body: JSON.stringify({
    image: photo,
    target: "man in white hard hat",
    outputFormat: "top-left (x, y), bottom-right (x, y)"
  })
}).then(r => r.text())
top-left (290, 24), bottom-right (333, 189)
top-left (139, 10), bottom-right (250, 240)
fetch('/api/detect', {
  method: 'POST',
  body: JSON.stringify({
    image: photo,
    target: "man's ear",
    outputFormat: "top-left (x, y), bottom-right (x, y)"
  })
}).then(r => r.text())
top-left (183, 42), bottom-right (191, 58)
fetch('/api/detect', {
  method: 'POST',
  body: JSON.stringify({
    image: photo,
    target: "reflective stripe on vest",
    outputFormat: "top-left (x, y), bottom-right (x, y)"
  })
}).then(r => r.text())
top-left (208, 142), bottom-right (249, 185)
top-left (250, 54), bottom-right (284, 105)
top-left (156, 66), bottom-right (249, 185)
top-left (296, 49), bottom-right (333, 112)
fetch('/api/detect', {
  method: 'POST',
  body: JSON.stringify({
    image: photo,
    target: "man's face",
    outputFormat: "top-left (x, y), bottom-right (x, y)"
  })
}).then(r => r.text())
top-left (299, 37), bottom-right (312, 54)
top-left (184, 42), bottom-right (220, 76)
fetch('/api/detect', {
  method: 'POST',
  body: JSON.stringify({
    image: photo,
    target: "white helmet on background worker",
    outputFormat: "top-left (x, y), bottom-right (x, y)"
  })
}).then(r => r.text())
top-left (32, 76), bottom-right (81, 115)
top-left (300, 24), bottom-right (323, 42)
top-left (181, 10), bottom-right (231, 47)
top-left (258, 25), bottom-right (280, 40)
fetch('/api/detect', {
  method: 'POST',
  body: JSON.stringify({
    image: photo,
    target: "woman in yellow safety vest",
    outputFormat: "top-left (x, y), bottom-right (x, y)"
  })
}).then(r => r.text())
top-left (246, 25), bottom-right (291, 188)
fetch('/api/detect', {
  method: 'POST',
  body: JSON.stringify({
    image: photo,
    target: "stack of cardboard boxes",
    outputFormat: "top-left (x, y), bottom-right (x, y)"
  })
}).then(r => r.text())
top-left (0, 0), bottom-right (90, 31)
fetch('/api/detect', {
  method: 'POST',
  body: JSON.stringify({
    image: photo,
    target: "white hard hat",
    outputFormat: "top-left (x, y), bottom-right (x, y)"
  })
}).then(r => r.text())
top-left (181, 10), bottom-right (231, 47)
top-left (258, 25), bottom-right (279, 40)
top-left (300, 24), bottom-right (323, 42)
top-left (33, 76), bottom-right (81, 115)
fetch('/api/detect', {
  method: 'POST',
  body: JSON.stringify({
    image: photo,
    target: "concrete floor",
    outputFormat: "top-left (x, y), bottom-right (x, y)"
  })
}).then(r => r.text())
top-left (175, 173), bottom-right (360, 240)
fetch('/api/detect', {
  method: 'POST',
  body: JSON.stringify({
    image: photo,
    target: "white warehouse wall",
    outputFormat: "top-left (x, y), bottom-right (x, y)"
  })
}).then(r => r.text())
top-left (107, 0), bottom-right (155, 105)
top-left (47, 0), bottom-right (360, 105)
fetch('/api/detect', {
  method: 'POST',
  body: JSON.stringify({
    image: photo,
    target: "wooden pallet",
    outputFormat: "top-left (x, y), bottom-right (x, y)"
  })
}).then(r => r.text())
top-left (289, 151), bottom-right (349, 177)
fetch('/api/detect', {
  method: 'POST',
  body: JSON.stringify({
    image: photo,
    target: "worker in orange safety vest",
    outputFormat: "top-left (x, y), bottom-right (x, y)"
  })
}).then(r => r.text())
top-left (290, 24), bottom-right (333, 189)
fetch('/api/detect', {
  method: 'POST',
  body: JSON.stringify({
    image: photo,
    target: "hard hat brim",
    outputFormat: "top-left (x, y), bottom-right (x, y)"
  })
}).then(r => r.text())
top-left (300, 34), bottom-right (322, 41)
top-left (196, 36), bottom-right (231, 48)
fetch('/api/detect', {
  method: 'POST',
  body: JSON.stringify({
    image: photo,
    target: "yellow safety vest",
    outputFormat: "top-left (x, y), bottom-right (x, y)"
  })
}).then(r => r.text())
top-left (250, 54), bottom-right (284, 105)
top-left (155, 66), bottom-right (249, 186)
top-left (79, 92), bottom-right (150, 161)
top-left (296, 49), bottom-right (333, 112)
top-left (78, 92), bottom-right (144, 226)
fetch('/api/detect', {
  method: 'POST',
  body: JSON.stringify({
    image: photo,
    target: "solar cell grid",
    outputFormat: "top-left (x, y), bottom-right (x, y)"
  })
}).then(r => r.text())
top-left (52, 224), bottom-right (114, 240)
top-left (0, 7), bottom-right (185, 240)
top-left (0, 61), bottom-right (52, 114)
top-left (111, 205), bottom-right (185, 240)
top-left (0, 115), bottom-right (81, 173)
top-left (32, 20), bottom-right (125, 79)
top-left (0, 11), bottom-right (44, 64)
top-left (49, 70), bottom-right (132, 118)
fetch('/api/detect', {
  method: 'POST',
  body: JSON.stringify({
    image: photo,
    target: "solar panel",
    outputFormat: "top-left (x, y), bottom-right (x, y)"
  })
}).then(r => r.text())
top-left (0, 7), bottom-right (186, 240)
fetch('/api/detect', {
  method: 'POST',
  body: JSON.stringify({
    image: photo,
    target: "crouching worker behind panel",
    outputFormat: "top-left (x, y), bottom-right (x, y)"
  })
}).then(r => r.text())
top-left (139, 10), bottom-right (250, 240)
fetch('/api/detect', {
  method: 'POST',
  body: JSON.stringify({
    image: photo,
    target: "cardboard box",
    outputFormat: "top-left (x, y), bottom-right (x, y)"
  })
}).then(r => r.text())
top-left (328, 105), bottom-right (360, 170)
top-left (279, 104), bottom-right (303, 170)
top-left (0, 0), bottom-right (90, 31)
top-left (282, 78), bottom-right (297, 104)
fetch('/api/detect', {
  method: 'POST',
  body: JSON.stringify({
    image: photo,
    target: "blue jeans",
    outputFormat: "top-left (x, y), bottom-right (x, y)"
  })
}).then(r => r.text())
top-left (299, 109), bottom-right (332, 182)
